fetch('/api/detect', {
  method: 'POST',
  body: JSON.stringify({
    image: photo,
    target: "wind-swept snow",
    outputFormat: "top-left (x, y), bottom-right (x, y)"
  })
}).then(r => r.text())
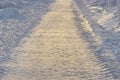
top-left (0, 0), bottom-right (54, 78)
top-left (1, 0), bottom-right (114, 79)
top-left (75, 0), bottom-right (120, 79)
top-left (0, 0), bottom-right (120, 79)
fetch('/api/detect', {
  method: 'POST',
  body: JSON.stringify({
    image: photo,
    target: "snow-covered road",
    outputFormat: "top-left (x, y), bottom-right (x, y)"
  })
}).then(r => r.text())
top-left (1, 0), bottom-right (115, 80)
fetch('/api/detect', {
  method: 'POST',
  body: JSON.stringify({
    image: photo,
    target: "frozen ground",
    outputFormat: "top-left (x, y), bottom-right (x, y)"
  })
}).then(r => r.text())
top-left (0, 0), bottom-right (54, 63)
top-left (75, 0), bottom-right (120, 79)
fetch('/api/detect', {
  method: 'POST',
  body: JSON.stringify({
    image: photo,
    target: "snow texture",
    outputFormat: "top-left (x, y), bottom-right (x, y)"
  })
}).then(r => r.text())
top-left (0, 0), bottom-right (54, 73)
top-left (75, 0), bottom-right (120, 79)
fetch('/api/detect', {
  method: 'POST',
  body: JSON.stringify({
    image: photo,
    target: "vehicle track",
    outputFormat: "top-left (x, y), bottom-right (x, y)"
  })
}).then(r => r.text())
top-left (2, 0), bottom-right (114, 80)
top-left (74, 0), bottom-right (120, 79)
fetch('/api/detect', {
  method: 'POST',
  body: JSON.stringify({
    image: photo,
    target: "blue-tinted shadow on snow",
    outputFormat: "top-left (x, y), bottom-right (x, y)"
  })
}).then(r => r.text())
top-left (74, 0), bottom-right (120, 79)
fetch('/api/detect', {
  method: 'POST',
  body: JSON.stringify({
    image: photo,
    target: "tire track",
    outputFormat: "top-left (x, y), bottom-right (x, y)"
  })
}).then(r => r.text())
top-left (72, 1), bottom-right (115, 80)
top-left (1, 0), bottom-right (115, 80)
top-left (74, 0), bottom-right (120, 79)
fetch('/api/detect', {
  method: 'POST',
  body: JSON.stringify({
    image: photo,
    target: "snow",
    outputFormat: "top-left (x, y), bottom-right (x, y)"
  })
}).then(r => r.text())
top-left (75, 0), bottom-right (120, 79)
top-left (97, 13), bottom-right (114, 25)
top-left (0, 0), bottom-right (54, 63)
top-left (0, 0), bottom-right (120, 79)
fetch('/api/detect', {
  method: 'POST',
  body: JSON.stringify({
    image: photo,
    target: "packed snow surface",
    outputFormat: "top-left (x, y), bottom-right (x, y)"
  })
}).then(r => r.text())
top-left (0, 0), bottom-right (54, 64)
top-left (0, 0), bottom-right (120, 79)
top-left (75, 0), bottom-right (120, 79)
